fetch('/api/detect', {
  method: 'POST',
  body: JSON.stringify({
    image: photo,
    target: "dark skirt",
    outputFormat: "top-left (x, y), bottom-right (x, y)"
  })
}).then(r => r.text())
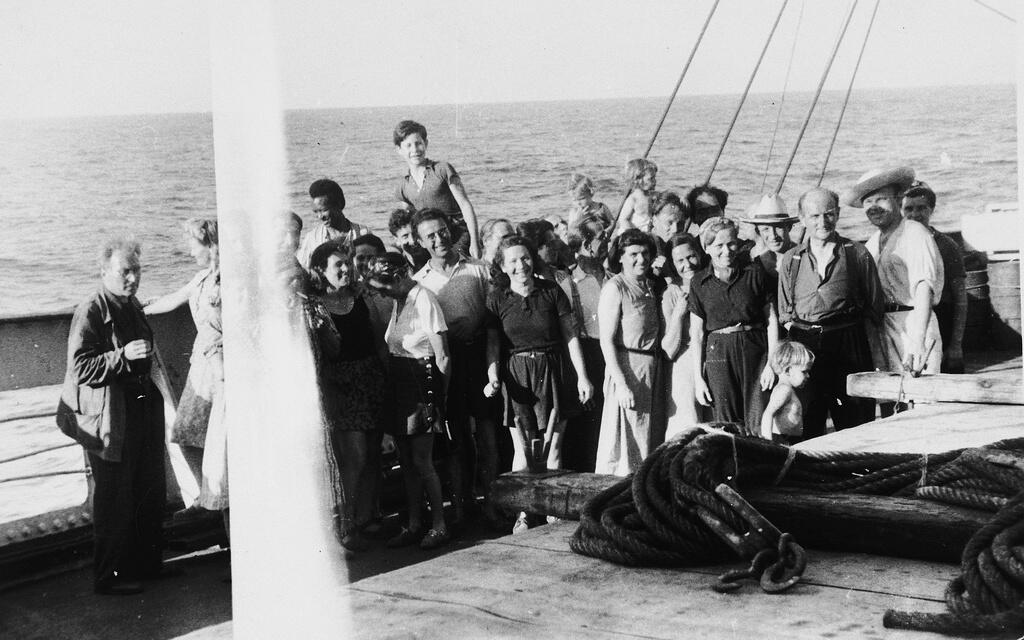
top-left (389, 355), bottom-right (445, 437)
top-left (320, 355), bottom-right (385, 432)
top-left (505, 350), bottom-right (567, 435)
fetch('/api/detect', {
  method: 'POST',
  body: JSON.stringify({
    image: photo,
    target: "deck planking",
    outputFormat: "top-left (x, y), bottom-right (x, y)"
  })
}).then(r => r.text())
top-left (340, 522), bottom-right (960, 639)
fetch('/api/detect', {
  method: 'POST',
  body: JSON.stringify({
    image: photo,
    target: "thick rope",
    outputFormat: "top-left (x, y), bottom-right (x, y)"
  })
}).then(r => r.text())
top-left (570, 426), bottom-right (1024, 635)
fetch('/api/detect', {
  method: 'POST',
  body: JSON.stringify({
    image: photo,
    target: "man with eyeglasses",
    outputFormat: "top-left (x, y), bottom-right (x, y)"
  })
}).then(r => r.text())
top-left (777, 187), bottom-right (884, 438)
top-left (843, 167), bottom-right (944, 391)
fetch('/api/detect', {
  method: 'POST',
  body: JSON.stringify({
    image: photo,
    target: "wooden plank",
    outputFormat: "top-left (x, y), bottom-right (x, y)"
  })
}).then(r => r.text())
top-left (846, 371), bottom-right (1023, 404)
top-left (797, 403), bottom-right (1024, 453)
top-left (492, 472), bottom-right (988, 562)
top-left (342, 522), bottom-right (956, 640)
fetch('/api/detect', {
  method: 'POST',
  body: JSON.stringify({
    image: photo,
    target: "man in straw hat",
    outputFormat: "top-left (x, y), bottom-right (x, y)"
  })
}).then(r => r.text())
top-left (842, 167), bottom-right (944, 388)
top-left (740, 193), bottom-right (798, 285)
top-left (778, 188), bottom-right (884, 438)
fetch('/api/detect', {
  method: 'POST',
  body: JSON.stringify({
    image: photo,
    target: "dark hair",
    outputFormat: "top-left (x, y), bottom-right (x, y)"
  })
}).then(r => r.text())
top-left (308, 178), bottom-right (346, 210)
top-left (387, 208), bottom-right (415, 236)
top-left (568, 214), bottom-right (607, 254)
top-left (307, 240), bottom-right (350, 293)
top-left (653, 191), bottom-right (689, 219)
top-left (667, 232), bottom-right (706, 269)
top-left (903, 184), bottom-right (936, 209)
top-left (491, 235), bottom-right (540, 290)
top-left (411, 208), bottom-right (452, 239)
top-left (286, 211), bottom-right (303, 232)
top-left (516, 219), bottom-right (555, 250)
top-left (685, 185), bottom-right (729, 213)
top-left (797, 188), bottom-right (840, 215)
top-left (607, 229), bottom-right (657, 274)
top-left (367, 251), bottom-right (410, 287)
top-left (352, 233), bottom-right (386, 254)
top-left (393, 120), bottom-right (428, 147)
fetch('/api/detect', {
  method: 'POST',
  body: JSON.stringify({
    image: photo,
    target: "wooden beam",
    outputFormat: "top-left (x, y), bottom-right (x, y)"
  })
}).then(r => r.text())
top-left (493, 470), bottom-right (991, 562)
top-left (846, 371), bottom-right (1024, 404)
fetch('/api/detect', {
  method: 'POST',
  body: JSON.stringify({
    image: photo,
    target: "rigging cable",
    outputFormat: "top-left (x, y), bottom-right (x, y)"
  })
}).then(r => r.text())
top-left (774, 0), bottom-right (859, 193)
top-left (704, 0), bottom-right (790, 186)
top-left (611, 0), bottom-right (721, 230)
top-left (761, 0), bottom-right (805, 192)
top-left (816, 0), bottom-right (881, 186)
top-left (972, 0), bottom-right (1016, 23)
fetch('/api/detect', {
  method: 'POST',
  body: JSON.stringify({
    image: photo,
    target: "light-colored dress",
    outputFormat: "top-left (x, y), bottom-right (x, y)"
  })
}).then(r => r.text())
top-left (594, 275), bottom-right (666, 476)
top-left (168, 268), bottom-right (227, 510)
top-left (662, 281), bottom-right (702, 439)
top-left (866, 219), bottom-right (944, 374)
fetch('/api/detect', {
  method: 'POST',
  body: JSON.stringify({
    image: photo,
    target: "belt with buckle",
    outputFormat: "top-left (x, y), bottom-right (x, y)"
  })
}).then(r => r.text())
top-left (790, 318), bottom-right (858, 333)
top-left (711, 323), bottom-right (764, 335)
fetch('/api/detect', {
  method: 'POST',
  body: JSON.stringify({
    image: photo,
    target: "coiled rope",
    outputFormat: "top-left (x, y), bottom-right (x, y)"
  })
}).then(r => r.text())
top-left (570, 425), bottom-right (1024, 635)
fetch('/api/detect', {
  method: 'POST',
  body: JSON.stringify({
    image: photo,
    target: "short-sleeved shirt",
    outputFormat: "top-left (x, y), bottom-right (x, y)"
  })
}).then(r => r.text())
top-left (570, 261), bottom-right (606, 339)
top-left (297, 221), bottom-right (372, 270)
top-left (777, 236), bottom-right (884, 325)
top-left (395, 160), bottom-right (465, 225)
top-left (485, 278), bottom-right (575, 353)
top-left (413, 257), bottom-right (491, 343)
top-left (930, 227), bottom-right (965, 305)
top-left (386, 285), bottom-right (448, 359)
top-left (688, 261), bottom-right (774, 332)
top-left (866, 219), bottom-right (944, 308)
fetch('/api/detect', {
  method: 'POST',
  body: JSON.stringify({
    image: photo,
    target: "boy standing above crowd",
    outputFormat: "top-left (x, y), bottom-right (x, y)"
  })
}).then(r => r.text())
top-left (394, 120), bottom-right (481, 258)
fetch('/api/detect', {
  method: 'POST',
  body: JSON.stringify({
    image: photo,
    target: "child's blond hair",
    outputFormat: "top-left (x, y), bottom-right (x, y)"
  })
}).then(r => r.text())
top-left (770, 340), bottom-right (815, 375)
top-left (568, 172), bottom-right (595, 198)
top-left (624, 158), bottom-right (658, 190)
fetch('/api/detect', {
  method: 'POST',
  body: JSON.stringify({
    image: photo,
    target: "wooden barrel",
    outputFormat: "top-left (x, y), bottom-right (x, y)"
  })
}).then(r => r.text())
top-left (985, 260), bottom-right (1022, 350)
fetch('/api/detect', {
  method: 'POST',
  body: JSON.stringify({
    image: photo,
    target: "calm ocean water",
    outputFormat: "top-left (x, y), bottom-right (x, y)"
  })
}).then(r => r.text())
top-left (0, 85), bottom-right (1017, 316)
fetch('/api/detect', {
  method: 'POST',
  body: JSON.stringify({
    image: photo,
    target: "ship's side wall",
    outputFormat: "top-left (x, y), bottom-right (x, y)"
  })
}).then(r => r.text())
top-left (0, 306), bottom-right (196, 394)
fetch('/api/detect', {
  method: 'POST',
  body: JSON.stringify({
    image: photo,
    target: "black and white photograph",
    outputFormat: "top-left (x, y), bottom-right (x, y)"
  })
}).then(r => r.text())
top-left (0, 1), bottom-right (1020, 638)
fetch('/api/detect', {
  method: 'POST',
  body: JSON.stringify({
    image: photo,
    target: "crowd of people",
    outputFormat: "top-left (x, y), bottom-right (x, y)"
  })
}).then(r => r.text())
top-left (62, 118), bottom-right (967, 595)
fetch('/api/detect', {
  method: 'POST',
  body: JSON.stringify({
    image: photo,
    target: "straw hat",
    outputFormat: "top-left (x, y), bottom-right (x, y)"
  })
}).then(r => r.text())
top-left (737, 193), bottom-right (796, 225)
top-left (841, 166), bottom-right (915, 208)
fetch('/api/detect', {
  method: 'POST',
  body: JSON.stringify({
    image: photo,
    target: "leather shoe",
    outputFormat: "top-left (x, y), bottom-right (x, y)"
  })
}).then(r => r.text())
top-left (94, 579), bottom-right (144, 596)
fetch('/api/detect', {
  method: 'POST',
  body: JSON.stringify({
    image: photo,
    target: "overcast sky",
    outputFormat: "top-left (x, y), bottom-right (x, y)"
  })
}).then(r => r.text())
top-left (0, 0), bottom-right (1017, 119)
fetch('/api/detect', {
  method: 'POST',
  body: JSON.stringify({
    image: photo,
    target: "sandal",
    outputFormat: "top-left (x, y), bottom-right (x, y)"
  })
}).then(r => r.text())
top-left (419, 528), bottom-right (450, 550)
top-left (386, 527), bottom-right (424, 548)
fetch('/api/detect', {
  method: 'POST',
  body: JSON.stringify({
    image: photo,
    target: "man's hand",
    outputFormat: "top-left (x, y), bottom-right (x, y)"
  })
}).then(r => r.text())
top-left (124, 339), bottom-right (152, 361)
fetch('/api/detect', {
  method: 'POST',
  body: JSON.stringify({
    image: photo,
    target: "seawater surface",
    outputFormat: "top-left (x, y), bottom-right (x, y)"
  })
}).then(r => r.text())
top-left (0, 84), bottom-right (1017, 316)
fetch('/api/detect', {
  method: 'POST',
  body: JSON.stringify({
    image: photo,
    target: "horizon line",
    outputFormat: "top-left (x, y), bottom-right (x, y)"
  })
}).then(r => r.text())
top-left (1, 81), bottom-right (1015, 123)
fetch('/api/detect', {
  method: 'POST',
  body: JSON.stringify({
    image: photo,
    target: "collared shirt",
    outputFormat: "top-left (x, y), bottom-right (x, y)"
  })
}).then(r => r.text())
top-left (485, 278), bottom-right (575, 353)
top-left (413, 256), bottom-right (491, 343)
top-left (395, 160), bottom-right (465, 224)
top-left (296, 220), bottom-right (372, 270)
top-left (385, 284), bottom-right (448, 359)
top-left (101, 287), bottom-right (153, 378)
top-left (570, 260), bottom-right (606, 338)
top-left (866, 219), bottom-right (944, 308)
top-left (688, 261), bottom-right (774, 332)
top-left (777, 235), bottom-right (884, 325)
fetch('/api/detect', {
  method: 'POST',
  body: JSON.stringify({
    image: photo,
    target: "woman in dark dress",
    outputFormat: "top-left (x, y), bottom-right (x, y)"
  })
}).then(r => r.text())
top-left (307, 241), bottom-right (386, 552)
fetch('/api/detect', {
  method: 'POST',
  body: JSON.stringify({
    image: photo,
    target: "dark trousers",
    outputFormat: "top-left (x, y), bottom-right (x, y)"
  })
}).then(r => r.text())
top-left (87, 387), bottom-right (166, 586)
top-left (705, 330), bottom-right (768, 434)
top-left (562, 337), bottom-right (605, 472)
top-left (788, 322), bottom-right (875, 439)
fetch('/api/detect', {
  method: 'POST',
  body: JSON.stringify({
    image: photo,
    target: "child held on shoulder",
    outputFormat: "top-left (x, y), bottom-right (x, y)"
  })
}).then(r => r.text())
top-left (760, 340), bottom-right (815, 445)
top-left (615, 158), bottom-right (658, 235)
top-left (567, 173), bottom-right (613, 230)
